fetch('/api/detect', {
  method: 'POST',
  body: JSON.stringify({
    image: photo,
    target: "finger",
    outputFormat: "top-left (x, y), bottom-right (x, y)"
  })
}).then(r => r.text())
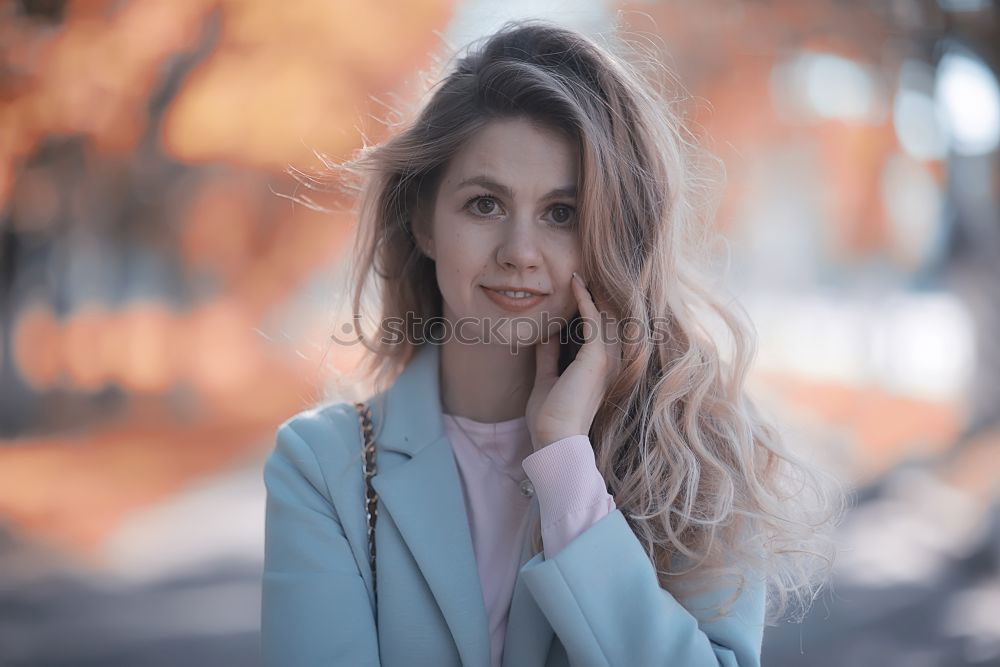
top-left (572, 272), bottom-right (606, 355)
top-left (606, 338), bottom-right (624, 389)
top-left (534, 332), bottom-right (560, 386)
top-left (573, 273), bottom-right (622, 377)
top-left (572, 272), bottom-right (598, 318)
top-left (601, 308), bottom-right (624, 382)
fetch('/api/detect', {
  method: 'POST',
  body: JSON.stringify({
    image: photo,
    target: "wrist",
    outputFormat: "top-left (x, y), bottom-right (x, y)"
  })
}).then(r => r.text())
top-left (533, 430), bottom-right (588, 451)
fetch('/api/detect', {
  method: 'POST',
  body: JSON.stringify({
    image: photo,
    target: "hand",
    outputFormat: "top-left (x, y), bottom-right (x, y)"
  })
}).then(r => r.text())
top-left (526, 272), bottom-right (623, 452)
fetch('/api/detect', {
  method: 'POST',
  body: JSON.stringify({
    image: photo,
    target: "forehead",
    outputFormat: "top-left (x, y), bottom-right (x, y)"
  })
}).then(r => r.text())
top-left (443, 117), bottom-right (579, 188)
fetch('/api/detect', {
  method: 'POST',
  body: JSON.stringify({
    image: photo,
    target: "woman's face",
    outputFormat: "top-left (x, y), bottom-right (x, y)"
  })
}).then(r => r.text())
top-left (422, 116), bottom-right (582, 347)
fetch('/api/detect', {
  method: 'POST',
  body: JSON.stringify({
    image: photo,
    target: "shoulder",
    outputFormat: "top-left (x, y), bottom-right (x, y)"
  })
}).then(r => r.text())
top-left (276, 400), bottom-right (360, 452)
top-left (266, 401), bottom-right (367, 498)
top-left (262, 402), bottom-right (376, 592)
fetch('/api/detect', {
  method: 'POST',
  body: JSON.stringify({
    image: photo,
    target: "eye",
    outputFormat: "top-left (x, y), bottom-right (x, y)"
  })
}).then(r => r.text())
top-left (548, 203), bottom-right (576, 226)
top-left (465, 194), bottom-right (504, 218)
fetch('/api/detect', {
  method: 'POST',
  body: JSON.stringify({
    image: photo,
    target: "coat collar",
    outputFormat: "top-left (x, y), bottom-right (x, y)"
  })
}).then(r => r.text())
top-left (366, 342), bottom-right (554, 666)
top-left (368, 342), bottom-right (446, 458)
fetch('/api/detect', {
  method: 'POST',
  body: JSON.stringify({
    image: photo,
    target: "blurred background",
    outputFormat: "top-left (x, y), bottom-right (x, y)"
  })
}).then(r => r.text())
top-left (1, 0), bottom-right (998, 665)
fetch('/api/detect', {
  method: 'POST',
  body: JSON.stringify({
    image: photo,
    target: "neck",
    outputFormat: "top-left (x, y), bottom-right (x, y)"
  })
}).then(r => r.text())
top-left (439, 338), bottom-right (535, 423)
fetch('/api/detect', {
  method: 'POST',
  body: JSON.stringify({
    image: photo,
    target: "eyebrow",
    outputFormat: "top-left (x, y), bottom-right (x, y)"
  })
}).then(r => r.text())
top-left (455, 175), bottom-right (576, 201)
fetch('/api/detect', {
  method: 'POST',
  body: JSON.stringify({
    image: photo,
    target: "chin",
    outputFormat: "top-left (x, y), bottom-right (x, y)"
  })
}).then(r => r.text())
top-left (508, 317), bottom-right (552, 348)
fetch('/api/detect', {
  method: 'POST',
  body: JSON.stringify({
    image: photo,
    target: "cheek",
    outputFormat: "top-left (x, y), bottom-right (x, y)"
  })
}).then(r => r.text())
top-left (434, 254), bottom-right (483, 304)
top-left (441, 232), bottom-right (493, 277)
top-left (438, 224), bottom-right (482, 261)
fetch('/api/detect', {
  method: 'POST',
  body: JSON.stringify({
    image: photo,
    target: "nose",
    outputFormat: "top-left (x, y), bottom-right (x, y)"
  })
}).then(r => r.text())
top-left (496, 217), bottom-right (543, 271)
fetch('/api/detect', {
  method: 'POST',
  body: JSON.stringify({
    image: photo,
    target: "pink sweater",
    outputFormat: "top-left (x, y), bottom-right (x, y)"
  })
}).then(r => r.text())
top-left (442, 413), bottom-right (616, 667)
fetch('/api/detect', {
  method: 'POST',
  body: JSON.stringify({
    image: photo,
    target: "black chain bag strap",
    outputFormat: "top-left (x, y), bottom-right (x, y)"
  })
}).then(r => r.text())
top-left (354, 401), bottom-right (378, 628)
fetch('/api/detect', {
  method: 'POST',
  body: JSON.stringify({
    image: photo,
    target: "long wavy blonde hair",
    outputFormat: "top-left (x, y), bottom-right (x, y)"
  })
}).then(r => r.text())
top-left (308, 19), bottom-right (845, 625)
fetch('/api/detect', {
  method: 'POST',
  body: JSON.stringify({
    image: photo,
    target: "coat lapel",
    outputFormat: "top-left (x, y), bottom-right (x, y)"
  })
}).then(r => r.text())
top-left (501, 498), bottom-right (556, 666)
top-left (366, 343), bottom-right (492, 667)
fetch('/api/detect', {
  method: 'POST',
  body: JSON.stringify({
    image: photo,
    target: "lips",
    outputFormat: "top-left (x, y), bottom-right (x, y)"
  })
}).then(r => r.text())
top-left (482, 286), bottom-right (548, 296)
top-left (481, 286), bottom-right (547, 312)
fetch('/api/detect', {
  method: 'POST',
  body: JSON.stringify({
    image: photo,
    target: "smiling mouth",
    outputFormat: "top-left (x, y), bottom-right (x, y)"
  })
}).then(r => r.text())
top-left (487, 289), bottom-right (542, 298)
top-left (482, 285), bottom-right (550, 297)
top-left (481, 286), bottom-right (548, 311)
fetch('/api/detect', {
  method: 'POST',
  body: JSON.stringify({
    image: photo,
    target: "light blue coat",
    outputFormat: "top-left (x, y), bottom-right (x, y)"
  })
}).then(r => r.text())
top-left (261, 342), bottom-right (766, 666)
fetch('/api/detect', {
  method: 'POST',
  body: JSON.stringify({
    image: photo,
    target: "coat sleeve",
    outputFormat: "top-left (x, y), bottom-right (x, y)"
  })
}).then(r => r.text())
top-left (260, 421), bottom-right (380, 667)
top-left (517, 509), bottom-right (766, 667)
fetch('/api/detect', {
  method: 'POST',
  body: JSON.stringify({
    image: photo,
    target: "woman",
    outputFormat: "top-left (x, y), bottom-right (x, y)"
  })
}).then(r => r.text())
top-left (261, 19), bottom-right (843, 667)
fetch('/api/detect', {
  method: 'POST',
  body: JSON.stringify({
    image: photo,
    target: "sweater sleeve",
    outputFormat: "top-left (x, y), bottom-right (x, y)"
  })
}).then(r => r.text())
top-left (521, 435), bottom-right (616, 559)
